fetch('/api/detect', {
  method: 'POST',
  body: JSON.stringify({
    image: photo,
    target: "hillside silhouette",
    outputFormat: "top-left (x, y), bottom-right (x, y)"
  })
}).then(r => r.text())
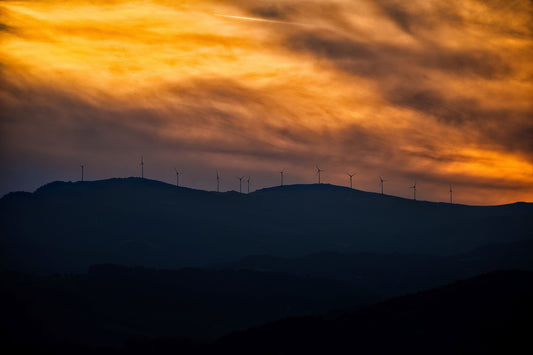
top-left (1, 178), bottom-right (532, 273)
top-left (2, 179), bottom-right (532, 353)
top-left (4, 270), bottom-right (530, 354)
top-left (215, 239), bottom-right (533, 297)
top-left (1, 264), bottom-right (376, 347)
top-left (3, 239), bottom-right (532, 350)
top-left (207, 270), bottom-right (533, 355)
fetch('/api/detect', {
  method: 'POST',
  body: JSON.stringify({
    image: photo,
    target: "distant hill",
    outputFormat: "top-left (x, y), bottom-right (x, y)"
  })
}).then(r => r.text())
top-left (1, 178), bottom-right (532, 273)
top-left (215, 239), bottom-right (533, 297)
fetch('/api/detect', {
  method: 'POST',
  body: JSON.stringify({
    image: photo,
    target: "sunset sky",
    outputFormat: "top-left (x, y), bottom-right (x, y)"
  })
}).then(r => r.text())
top-left (1, 0), bottom-right (532, 204)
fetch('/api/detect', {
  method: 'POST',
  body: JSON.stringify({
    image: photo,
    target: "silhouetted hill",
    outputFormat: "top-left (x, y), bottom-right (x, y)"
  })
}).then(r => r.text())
top-left (1, 178), bottom-right (532, 273)
top-left (3, 269), bottom-right (531, 354)
top-left (205, 270), bottom-right (533, 355)
top-left (0, 264), bottom-right (376, 349)
top-left (215, 239), bottom-right (533, 297)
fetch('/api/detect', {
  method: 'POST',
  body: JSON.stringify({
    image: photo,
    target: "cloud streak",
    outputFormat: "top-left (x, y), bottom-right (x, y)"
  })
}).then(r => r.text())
top-left (213, 13), bottom-right (306, 27)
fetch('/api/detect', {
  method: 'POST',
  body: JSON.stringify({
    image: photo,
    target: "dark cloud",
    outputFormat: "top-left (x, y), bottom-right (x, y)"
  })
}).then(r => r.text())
top-left (371, 0), bottom-right (533, 41)
top-left (283, 28), bottom-right (531, 158)
top-left (371, 0), bottom-right (463, 34)
top-left (388, 89), bottom-right (476, 125)
top-left (373, 1), bottom-right (433, 34)
top-left (239, 1), bottom-right (358, 32)
top-left (0, 76), bottom-right (309, 161)
top-left (338, 124), bottom-right (392, 158)
top-left (288, 31), bottom-right (512, 80)
top-left (388, 87), bottom-right (533, 155)
top-left (289, 32), bottom-right (374, 61)
top-left (423, 48), bottom-right (512, 79)
top-left (250, 5), bottom-right (295, 20)
top-left (0, 23), bottom-right (13, 32)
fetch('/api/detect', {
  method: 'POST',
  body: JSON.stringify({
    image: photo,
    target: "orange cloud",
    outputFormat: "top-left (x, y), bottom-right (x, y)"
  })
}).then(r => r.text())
top-left (0, 0), bottom-right (532, 205)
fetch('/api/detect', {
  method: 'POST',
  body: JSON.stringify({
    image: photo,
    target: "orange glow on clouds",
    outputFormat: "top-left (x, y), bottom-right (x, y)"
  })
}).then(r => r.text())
top-left (1, 0), bottom-right (532, 205)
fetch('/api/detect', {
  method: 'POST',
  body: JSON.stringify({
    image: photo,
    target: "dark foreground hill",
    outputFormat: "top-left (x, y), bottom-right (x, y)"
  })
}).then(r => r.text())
top-left (1, 178), bottom-right (532, 273)
top-left (2, 240), bottom-right (532, 349)
top-left (209, 270), bottom-right (533, 355)
top-left (5, 270), bottom-right (530, 354)
top-left (0, 264), bottom-right (377, 346)
top-left (131, 270), bottom-right (533, 355)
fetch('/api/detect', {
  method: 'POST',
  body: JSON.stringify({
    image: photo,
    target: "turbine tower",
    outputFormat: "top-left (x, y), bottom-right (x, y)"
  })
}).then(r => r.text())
top-left (346, 171), bottom-right (356, 189)
top-left (174, 168), bottom-right (180, 187)
top-left (237, 176), bottom-right (245, 193)
top-left (315, 165), bottom-right (324, 184)
top-left (140, 156), bottom-right (144, 179)
top-left (409, 182), bottom-right (417, 200)
top-left (280, 170), bottom-right (284, 186)
top-left (450, 184), bottom-right (453, 204)
top-left (80, 164), bottom-right (84, 182)
top-left (216, 170), bottom-right (220, 192)
top-left (246, 176), bottom-right (250, 193)
top-left (379, 176), bottom-right (387, 195)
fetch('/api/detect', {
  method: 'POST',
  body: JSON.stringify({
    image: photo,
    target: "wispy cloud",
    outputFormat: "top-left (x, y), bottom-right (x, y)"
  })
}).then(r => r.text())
top-left (213, 13), bottom-right (306, 27)
top-left (0, 0), bottom-right (532, 204)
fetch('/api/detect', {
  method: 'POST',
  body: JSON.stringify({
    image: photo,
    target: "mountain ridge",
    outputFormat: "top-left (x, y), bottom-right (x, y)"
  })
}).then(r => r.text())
top-left (1, 177), bottom-right (532, 273)
top-left (3, 177), bottom-right (532, 207)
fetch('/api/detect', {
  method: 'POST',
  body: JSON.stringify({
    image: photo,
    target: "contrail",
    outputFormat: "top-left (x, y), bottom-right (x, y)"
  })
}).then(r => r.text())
top-left (213, 13), bottom-right (307, 27)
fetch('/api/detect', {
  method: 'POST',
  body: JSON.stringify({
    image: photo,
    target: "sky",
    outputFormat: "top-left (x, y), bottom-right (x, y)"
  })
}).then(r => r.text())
top-left (0, 0), bottom-right (532, 205)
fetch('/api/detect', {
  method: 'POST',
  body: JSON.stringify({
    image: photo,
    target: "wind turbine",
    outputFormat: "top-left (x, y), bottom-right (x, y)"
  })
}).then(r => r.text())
top-left (346, 171), bottom-right (356, 189)
top-left (140, 156), bottom-right (144, 179)
top-left (174, 168), bottom-right (180, 187)
top-left (315, 165), bottom-right (324, 184)
top-left (246, 176), bottom-right (250, 193)
top-left (237, 176), bottom-right (245, 193)
top-left (216, 170), bottom-right (220, 192)
top-left (450, 184), bottom-right (453, 204)
top-left (379, 176), bottom-right (387, 195)
top-left (409, 182), bottom-right (417, 200)
top-left (280, 170), bottom-right (284, 186)
top-left (80, 164), bottom-right (84, 182)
